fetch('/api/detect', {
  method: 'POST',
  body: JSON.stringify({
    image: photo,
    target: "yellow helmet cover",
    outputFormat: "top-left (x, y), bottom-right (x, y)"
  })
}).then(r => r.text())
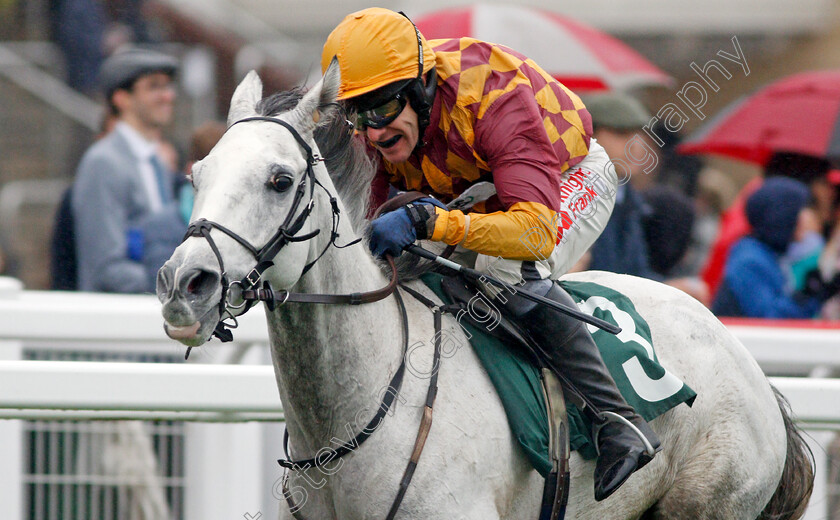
top-left (321, 7), bottom-right (436, 100)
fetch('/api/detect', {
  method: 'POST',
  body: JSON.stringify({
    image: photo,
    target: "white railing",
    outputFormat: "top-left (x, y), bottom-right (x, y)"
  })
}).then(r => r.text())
top-left (1, 359), bottom-right (838, 426)
top-left (1, 277), bottom-right (839, 520)
top-left (0, 277), bottom-right (279, 520)
top-left (0, 361), bottom-right (284, 422)
top-left (727, 320), bottom-right (840, 377)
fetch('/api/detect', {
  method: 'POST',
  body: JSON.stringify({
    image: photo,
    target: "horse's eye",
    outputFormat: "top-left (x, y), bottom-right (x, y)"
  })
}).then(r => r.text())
top-left (269, 173), bottom-right (294, 192)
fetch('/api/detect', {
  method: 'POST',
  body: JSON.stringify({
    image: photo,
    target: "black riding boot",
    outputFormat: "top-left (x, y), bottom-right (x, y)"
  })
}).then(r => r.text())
top-left (499, 279), bottom-right (661, 501)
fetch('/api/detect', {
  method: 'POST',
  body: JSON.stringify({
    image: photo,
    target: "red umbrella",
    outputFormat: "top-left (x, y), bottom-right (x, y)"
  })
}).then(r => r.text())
top-left (678, 70), bottom-right (840, 165)
top-left (414, 4), bottom-right (671, 92)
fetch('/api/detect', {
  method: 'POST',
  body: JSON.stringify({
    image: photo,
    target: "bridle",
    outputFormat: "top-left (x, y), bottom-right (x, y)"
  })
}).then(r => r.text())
top-left (181, 115), bottom-right (381, 349)
top-left (180, 114), bottom-right (441, 520)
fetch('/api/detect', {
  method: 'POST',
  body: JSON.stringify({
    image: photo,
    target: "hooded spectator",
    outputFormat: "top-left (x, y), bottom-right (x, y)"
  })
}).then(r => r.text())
top-left (712, 177), bottom-right (837, 318)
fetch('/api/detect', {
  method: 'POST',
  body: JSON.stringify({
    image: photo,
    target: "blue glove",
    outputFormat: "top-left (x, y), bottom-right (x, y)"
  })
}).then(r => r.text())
top-left (368, 207), bottom-right (416, 258)
top-left (368, 199), bottom-right (443, 258)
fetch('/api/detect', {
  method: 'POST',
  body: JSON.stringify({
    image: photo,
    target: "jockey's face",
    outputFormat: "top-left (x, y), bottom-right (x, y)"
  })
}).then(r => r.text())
top-left (363, 102), bottom-right (420, 164)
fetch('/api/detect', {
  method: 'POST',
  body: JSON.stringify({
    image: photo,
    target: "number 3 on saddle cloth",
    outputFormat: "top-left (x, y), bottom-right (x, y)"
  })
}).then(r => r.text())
top-left (422, 272), bottom-right (696, 512)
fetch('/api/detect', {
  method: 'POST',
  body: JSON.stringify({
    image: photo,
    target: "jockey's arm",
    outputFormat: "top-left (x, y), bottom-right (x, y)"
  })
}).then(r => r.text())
top-left (427, 90), bottom-right (616, 264)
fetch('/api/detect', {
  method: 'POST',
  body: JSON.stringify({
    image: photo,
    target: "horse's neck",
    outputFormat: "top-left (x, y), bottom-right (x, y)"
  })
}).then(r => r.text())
top-left (266, 212), bottom-right (404, 456)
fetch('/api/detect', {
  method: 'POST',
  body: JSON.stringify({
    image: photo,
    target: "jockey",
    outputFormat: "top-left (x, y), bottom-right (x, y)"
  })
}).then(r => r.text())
top-left (322, 7), bottom-right (660, 500)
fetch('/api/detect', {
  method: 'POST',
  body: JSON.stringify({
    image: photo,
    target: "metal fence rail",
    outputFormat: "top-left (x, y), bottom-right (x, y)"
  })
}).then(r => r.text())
top-left (24, 420), bottom-right (184, 520)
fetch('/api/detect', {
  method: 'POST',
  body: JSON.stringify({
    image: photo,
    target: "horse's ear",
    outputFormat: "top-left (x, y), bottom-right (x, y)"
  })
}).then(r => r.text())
top-left (295, 58), bottom-right (341, 126)
top-left (319, 57), bottom-right (342, 113)
top-left (227, 70), bottom-right (263, 127)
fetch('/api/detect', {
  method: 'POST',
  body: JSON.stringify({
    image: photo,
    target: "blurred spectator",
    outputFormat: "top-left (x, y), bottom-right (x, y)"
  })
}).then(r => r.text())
top-left (641, 185), bottom-right (695, 277)
top-left (701, 152), bottom-right (834, 299)
top-left (104, 0), bottom-right (151, 46)
top-left (582, 92), bottom-right (658, 279)
top-left (188, 121), bottom-right (226, 166)
top-left (97, 105), bottom-right (120, 139)
top-left (50, 186), bottom-right (77, 290)
top-left (50, 0), bottom-right (108, 94)
top-left (682, 166), bottom-right (739, 276)
top-left (647, 118), bottom-right (704, 198)
top-left (50, 100), bottom-right (121, 290)
top-left (782, 203), bottom-right (824, 293)
top-left (819, 222), bottom-right (840, 319)
top-left (712, 177), bottom-right (840, 318)
top-left (768, 153), bottom-right (837, 234)
top-left (48, 0), bottom-right (151, 95)
top-left (70, 47), bottom-right (184, 293)
top-left (641, 184), bottom-right (710, 304)
top-left (583, 92), bottom-right (709, 304)
top-left (176, 121), bottom-right (226, 223)
top-left (157, 138), bottom-right (182, 175)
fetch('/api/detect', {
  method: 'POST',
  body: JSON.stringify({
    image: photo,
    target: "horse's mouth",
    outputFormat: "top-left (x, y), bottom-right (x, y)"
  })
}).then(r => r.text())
top-left (164, 321), bottom-right (200, 340)
top-left (162, 304), bottom-right (220, 346)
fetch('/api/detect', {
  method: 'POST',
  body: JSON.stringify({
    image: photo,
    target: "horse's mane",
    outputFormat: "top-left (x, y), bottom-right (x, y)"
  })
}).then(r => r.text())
top-left (255, 89), bottom-right (376, 235)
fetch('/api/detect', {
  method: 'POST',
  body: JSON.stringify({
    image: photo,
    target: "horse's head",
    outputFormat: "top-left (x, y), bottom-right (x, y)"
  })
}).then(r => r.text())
top-left (157, 62), bottom-right (345, 346)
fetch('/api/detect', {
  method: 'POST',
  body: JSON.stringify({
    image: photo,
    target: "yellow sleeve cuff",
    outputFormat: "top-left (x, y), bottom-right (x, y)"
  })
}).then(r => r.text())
top-left (430, 207), bottom-right (468, 245)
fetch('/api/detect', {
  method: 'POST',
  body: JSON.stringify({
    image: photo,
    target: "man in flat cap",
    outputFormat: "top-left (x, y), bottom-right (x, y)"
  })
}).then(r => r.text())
top-left (70, 46), bottom-right (185, 293)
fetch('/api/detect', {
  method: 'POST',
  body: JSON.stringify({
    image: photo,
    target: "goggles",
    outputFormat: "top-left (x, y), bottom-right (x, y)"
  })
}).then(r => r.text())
top-left (353, 91), bottom-right (408, 130)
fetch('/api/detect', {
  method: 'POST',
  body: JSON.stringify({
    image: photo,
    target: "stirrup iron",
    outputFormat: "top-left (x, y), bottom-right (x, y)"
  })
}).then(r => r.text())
top-left (593, 411), bottom-right (658, 457)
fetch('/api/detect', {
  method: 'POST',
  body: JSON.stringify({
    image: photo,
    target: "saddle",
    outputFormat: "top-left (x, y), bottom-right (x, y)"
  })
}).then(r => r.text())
top-left (420, 272), bottom-right (696, 518)
top-left (439, 274), bottom-right (572, 520)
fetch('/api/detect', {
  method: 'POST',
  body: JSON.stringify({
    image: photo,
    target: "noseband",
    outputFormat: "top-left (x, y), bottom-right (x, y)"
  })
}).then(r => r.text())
top-left (180, 115), bottom-right (379, 348)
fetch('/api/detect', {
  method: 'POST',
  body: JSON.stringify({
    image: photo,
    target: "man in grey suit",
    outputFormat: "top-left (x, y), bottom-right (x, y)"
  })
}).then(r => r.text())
top-left (72, 47), bottom-right (185, 293)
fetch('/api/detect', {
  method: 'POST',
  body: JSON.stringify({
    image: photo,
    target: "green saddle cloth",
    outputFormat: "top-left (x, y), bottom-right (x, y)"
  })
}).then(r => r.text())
top-left (420, 273), bottom-right (697, 477)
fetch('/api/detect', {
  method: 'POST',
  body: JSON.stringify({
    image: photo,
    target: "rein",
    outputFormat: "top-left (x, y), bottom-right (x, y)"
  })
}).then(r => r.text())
top-left (182, 114), bottom-right (439, 518)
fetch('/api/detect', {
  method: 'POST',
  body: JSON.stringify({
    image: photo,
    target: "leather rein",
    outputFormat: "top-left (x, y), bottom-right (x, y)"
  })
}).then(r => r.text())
top-left (180, 115), bottom-right (440, 519)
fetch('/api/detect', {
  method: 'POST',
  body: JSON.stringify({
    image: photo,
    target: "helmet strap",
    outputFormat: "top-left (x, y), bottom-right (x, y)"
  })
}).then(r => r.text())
top-left (409, 67), bottom-right (437, 149)
top-left (397, 11), bottom-right (437, 148)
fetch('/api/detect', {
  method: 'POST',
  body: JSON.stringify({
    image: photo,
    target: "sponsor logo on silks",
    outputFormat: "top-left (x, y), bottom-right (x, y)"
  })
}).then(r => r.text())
top-left (554, 170), bottom-right (613, 244)
top-left (569, 186), bottom-right (599, 218)
top-left (518, 169), bottom-right (615, 257)
top-left (559, 169), bottom-right (591, 205)
top-left (555, 210), bottom-right (577, 245)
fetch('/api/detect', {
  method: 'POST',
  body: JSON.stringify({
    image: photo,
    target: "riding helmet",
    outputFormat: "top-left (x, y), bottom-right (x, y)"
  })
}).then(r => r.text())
top-left (321, 7), bottom-right (438, 132)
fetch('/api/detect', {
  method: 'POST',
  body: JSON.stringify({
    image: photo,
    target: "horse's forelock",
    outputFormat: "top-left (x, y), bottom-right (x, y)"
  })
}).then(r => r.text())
top-left (254, 90), bottom-right (376, 234)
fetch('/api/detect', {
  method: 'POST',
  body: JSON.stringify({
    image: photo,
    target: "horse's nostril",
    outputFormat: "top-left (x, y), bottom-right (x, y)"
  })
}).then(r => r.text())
top-left (186, 270), bottom-right (217, 296)
top-left (156, 264), bottom-right (174, 300)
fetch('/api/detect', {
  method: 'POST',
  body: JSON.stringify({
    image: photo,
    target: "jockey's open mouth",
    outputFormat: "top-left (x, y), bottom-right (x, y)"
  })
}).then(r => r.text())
top-left (375, 134), bottom-right (402, 149)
